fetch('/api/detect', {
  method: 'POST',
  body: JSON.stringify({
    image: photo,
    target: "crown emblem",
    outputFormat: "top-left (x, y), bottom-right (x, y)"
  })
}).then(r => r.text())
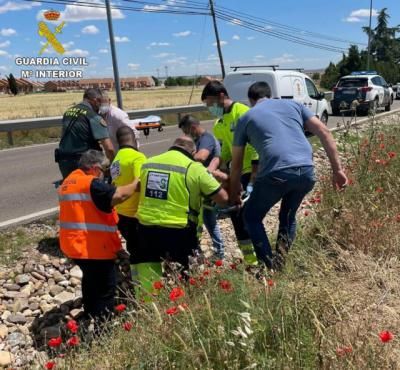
top-left (44, 9), bottom-right (60, 21)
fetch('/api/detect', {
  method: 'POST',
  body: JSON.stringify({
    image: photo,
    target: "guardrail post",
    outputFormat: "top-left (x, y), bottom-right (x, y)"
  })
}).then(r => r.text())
top-left (7, 131), bottom-right (14, 146)
top-left (177, 113), bottom-right (182, 123)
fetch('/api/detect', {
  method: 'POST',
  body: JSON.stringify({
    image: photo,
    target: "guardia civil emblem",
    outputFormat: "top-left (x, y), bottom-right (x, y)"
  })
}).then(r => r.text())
top-left (38, 9), bottom-right (66, 55)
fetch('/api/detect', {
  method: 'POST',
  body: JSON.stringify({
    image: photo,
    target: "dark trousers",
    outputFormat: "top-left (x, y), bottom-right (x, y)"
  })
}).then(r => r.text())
top-left (74, 259), bottom-right (116, 319)
top-left (117, 215), bottom-right (139, 264)
top-left (58, 159), bottom-right (79, 179)
top-left (134, 222), bottom-right (199, 271)
top-left (230, 172), bottom-right (252, 241)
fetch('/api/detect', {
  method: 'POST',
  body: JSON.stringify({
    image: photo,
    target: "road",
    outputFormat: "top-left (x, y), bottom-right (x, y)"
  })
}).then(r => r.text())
top-left (1, 101), bottom-right (399, 226)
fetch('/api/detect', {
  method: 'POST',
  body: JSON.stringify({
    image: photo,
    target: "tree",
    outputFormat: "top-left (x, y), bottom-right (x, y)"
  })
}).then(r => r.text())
top-left (7, 73), bottom-right (18, 95)
top-left (320, 62), bottom-right (340, 89)
top-left (312, 72), bottom-right (320, 80)
top-left (152, 76), bottom-right (160, 87)
top-left (363, 8), bottom-right (400, 63)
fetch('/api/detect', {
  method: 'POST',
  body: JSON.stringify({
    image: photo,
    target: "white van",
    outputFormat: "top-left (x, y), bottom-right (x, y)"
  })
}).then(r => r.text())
top-left (223, 66), bottom-right (330, 124)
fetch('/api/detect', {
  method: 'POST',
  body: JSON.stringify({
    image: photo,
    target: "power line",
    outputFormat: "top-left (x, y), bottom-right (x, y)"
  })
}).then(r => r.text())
top-left (214, 12), bottom-right (347, 53)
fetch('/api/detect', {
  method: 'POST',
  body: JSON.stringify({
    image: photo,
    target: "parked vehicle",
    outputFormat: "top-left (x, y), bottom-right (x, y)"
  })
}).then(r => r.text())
top-left (223, 65), bottom-right (330, 124)
top-left (331, 71), bottom-right (393, 115)
top-left (394, 83), bottom-right (400, 100)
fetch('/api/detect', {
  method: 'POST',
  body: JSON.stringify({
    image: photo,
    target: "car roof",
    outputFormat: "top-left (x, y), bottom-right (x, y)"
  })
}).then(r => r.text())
top-left (226, 69), bottom-right (306, 77)
top-left (341, 74), bottom-right (379, 79)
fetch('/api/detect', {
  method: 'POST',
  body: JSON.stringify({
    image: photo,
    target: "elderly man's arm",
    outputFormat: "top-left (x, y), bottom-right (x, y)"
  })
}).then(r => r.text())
top-left (111, 179), bottom-right (139, 206)
top-left (304, 116), bottom-right (348, 188)
top-left (99, 138), bottom-right (115, 162)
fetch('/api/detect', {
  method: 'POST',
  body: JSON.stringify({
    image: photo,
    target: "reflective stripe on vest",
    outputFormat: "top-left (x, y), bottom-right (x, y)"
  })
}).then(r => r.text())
top-left (141, 163), bottom-right (187, 174)
top-left (59, 222), bottom-right (118, 233)
top-left (58, 193), bottom-right (91, 202)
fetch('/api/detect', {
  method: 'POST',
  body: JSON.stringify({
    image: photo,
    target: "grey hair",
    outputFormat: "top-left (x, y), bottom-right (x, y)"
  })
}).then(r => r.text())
top-left (78, 150), bottom-right (109, 172)
top-left (83, 88), bottom-right (103, 101)
top-left (173, 136), bottom-right (196, 154)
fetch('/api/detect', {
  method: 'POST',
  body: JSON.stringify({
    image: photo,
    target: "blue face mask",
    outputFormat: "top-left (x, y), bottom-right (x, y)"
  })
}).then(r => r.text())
top-left (207, 103), bottom-right (224, 118)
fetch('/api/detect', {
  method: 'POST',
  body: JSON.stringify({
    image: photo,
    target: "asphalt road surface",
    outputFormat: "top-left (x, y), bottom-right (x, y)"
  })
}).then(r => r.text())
top-left (1, 101), bottom-right (399, 226)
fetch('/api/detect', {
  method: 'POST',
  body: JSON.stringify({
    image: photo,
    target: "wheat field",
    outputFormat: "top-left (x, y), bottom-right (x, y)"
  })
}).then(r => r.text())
top-left (0, 87), bottom-right (203, 120)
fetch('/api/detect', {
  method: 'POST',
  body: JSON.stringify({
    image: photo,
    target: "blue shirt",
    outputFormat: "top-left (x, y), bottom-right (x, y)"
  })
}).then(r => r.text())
top-left (233, 99), bottom-right (314, 178)
top-left (195, 131), bottom-right (221, 167)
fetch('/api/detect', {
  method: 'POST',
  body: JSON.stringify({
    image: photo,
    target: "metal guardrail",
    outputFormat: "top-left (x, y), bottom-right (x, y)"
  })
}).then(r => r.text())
top-left (0, 104), bottom-right (208, 145)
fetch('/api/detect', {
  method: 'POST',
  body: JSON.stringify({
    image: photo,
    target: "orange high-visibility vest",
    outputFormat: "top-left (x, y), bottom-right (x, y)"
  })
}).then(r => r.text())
top-left (58, 169), bottom-right (121, 260)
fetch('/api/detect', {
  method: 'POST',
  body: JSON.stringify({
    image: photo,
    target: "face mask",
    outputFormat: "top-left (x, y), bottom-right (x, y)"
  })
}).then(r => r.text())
top-left (99, 104), bottom-right (110, 115)
top-left (207, 103), bottom-right (224, 118)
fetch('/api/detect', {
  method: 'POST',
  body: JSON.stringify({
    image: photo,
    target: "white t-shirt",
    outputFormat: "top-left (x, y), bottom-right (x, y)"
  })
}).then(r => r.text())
top-left (104, 105), bottom-right (140, 150)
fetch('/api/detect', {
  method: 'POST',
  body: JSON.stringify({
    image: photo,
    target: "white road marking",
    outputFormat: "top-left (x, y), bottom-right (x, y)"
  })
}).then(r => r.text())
top-left (0, 207), bottom-right (59, 229)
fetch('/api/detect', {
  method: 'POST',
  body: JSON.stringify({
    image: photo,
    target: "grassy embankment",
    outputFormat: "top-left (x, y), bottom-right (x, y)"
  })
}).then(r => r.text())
top-left (41, 116), bottom-right (400, 369)
top-left (0, 88), bottom-right (205, 149)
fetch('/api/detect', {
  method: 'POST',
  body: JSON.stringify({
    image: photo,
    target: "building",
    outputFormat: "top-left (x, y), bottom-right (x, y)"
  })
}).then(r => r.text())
top-left (78, 78), bottom-right (114, 90)
top-left (0, 79), bottom-right (8, 94)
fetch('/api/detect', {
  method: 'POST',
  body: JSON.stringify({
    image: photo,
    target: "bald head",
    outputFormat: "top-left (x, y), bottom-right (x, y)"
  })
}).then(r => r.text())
top-left (173, 136), bottom-right (196, 155)
top-left (116, 126), bottom-right (137, 149)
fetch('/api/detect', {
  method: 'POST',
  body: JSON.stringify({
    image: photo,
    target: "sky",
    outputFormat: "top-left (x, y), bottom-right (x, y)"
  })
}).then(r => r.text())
top-left (0, 0), bottom-right (399, 79)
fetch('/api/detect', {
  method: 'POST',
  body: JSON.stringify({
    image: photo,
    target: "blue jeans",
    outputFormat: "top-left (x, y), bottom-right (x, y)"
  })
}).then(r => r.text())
top-left (203, 207), bottom-right (224, 259)
top-left (243, 166), bottom-right (316, 267)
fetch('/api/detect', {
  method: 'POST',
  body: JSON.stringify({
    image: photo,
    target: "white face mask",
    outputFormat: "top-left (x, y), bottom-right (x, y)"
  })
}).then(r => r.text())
top-left (99, 104), bottom-right (110, 115)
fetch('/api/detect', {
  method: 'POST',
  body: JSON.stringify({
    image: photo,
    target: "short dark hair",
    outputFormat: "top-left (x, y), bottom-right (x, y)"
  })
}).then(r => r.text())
top-left (116, 126), bottom-right (137, 148)
top-left (178, 114), bottom-right (199, 129)
top-left (201, 81), bottom-right (229, 101)
top-left (248, 81), bottom-right (272, 101)
top-left (83, 88), bottom-right (103, 101)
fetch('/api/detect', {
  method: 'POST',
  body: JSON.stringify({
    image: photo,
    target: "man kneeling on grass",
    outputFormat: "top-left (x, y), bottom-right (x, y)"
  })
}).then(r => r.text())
top-left (58, 150), bottom-right (138, 320)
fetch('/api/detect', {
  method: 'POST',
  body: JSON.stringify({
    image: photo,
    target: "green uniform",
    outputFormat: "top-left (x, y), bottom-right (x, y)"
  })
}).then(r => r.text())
top-left (57, 101), bottom-right (109, 178)
top-left (111, 146), bottom-right (147, 218)
top-left (137, 147), bottom-right (221, 228)
top-left (134, 147), bottom-right (221, 297)
top-left (213, 102), bottom-right (258, 174)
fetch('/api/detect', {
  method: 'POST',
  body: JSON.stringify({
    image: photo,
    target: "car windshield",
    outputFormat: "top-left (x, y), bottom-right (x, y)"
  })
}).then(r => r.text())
top-left (338, 78), bottom-right (368, 88)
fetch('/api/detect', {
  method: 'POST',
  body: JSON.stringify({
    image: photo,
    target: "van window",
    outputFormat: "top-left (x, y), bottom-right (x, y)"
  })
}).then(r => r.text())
top-left (305, 78), bottom-right (319, 99)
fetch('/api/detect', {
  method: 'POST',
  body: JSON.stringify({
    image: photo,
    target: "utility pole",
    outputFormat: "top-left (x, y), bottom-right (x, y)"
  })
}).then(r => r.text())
top-left (105, 0), bottom-right (123, 109)
top-left (367, 0), bottom-right (373, 70)
top-left (165, 65), bottom-right (168, 78)
top-left (209, 0), bottom-right (225, 78)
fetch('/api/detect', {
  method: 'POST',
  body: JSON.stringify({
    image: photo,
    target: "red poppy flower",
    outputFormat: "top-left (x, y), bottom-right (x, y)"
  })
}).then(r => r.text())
top-left (169, 287), bottom-right (185, 301)
top-left (189, 277), bottom-right (196, 286)
top-left (66, 336), bottom-right (79, 347)
top-left (336, 346), bottom-right (353, 357)
top-left (123, 322), bottom-right (133, 331)
top-left (215, 259), bottom-right (223, 267)
top-left (203, 270), bottom-right (210, 276)
top-left (376, 187), bottom-right (384, 193)
top-left (57, 354), bottom-right (65, 359)
top-left (199, 276), bottom-right (205, 283)
top-left (229, 263), bottom-right (237, 270)
top-left (379, 143), bottom-right (385, 149)
top-left (45, 361), bottom-right (56, 369)
top-left (48, 336), bottom-right (62, 348)
top-left (115, 303), bottom-right (126, 313)
top-left (178, 274), bottom-right (183, 281)
top-left (267, 279), bottom-right (274, 287)
top-left (66, 320), bottom-right (79, 334)
top-left (166, 306), bottom-right (179, 315)
top-left (304, 210), bottom-right (310, 216)
top-left (396, 214), bottom-right (400, 222)
top-left (219, 279), bottom-right (233, 292)
top-left (153, 281), bottom-right (164, 290)
top-left (67, 336), bottom-right (80, 346)
top-left (388, 151), bottom-right (396, 159)
top-left (379, 330), bottom-right (394, 343)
